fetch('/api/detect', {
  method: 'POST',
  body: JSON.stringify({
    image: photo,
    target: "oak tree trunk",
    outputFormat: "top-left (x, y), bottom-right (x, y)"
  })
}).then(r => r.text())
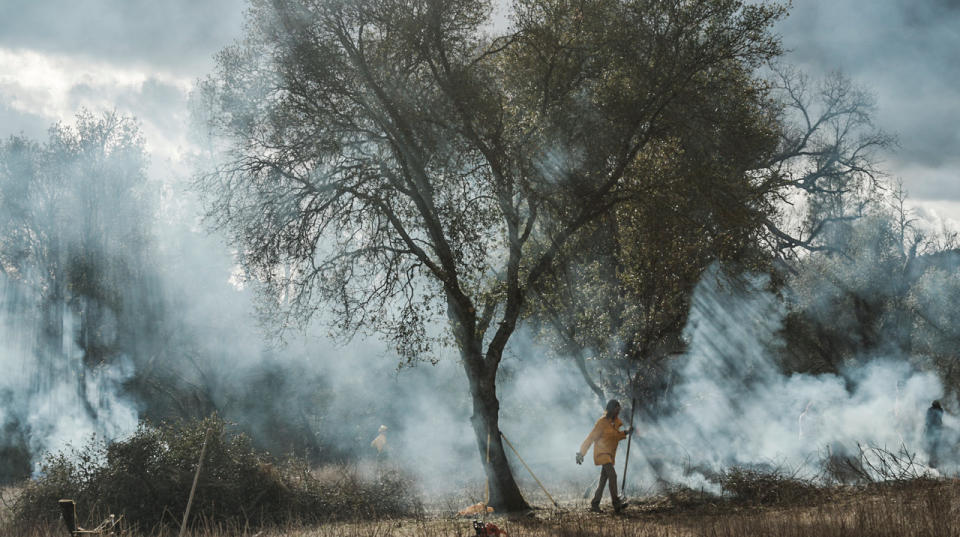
top-left (462, 354), bottom-right (530, 511)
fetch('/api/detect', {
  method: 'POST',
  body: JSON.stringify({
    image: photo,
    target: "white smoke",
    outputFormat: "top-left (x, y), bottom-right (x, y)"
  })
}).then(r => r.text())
top-left (629, 265), bottom-right (947, 493)
top-left (0, 274), bottom-right (139, 474)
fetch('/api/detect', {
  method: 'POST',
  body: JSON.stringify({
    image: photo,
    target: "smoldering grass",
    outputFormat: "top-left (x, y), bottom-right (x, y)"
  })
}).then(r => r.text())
top-left (643, 482), bottom-right (723, 512)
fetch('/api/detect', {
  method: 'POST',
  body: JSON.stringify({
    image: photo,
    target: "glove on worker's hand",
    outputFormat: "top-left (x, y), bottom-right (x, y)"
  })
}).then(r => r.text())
top-left (576, 452), bottom-right (584, 465)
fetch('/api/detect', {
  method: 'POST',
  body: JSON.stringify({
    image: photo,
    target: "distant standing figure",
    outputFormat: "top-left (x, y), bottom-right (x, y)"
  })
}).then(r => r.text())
top-left (576, 399), bottom-right (633, 513)
top-left (371, 424), bottom-right (388, 455)
top-left (925, 401), bottom-right (944, 468)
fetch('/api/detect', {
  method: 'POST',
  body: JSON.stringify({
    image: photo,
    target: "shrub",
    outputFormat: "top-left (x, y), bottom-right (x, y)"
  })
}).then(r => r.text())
top-left (11, 416), bottom-right (419, 532)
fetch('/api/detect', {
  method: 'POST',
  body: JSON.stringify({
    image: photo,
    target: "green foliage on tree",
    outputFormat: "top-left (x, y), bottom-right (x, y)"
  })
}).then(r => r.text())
top-left (527, 65), bottom-right (899, 408)
top-left (526, 63), bottom-right (783, 405)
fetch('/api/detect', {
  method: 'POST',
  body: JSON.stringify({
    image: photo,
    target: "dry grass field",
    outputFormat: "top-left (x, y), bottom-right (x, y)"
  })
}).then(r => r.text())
top-left (3, 424), bottom-right (953, 537)
top-left (4, 476), bottom-right (960, 537)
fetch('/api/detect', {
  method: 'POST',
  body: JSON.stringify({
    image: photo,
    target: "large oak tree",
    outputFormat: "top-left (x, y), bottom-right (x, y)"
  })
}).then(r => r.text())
top-left (195, 0), bottom-right (785, 510)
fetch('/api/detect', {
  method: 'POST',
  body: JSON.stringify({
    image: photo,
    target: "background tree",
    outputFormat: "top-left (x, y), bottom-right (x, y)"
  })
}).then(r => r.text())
top-left (0, 111), bottom-right (157, 480)
top-left (195, 0), bottom-right (785, 509)
top-left (781, 182), bottom-right (960, 378)
top-left (759, 66), bottom-right (895, 256)
top-left (755, 70), bottom-right (958, 378)
top-left (0, 111), bottom-right (156, 366)
top-left (0, 111), bottom-right (347, 479)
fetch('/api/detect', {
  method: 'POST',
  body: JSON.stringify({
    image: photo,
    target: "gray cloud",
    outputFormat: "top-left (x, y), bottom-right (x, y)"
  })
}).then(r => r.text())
top-left (112, 77), bottom-right (190, 152)
top-left (0, 0), bottom-right (245, 74)
top-left (65, 77), bottom-right (191, 162)
top-left (776, 0), bottom-right (960, 200)
top-left (0, 101), bottom-right (49, 140)
top-left (4, 0), bottom-right (958, 204)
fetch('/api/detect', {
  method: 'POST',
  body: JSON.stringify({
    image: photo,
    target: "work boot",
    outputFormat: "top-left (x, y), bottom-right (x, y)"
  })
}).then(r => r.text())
top-left (589, 501), bottom-right (601, 513)
top-left (613, 497), bottom-right (629, 513)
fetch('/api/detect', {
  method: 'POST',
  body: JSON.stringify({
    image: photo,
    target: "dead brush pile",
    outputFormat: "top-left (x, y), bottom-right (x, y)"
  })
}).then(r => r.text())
top-left (9, 416), bottom-right (419, 533)
top-left (714, 466), bottom-right (821, 506)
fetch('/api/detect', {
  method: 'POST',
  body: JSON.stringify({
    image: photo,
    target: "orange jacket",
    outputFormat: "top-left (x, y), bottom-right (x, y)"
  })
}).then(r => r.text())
top-left (579, 414), bottom-right (627, 466)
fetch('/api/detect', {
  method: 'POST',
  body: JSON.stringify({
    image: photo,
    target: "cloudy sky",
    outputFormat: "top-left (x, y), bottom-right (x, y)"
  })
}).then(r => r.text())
top-left (1, 0), bottom-right (958, 220)
top-left (776, 0), bottom-right (960, 221)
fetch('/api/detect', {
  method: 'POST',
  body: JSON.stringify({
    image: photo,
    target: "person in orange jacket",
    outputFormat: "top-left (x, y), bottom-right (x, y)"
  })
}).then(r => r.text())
top-left (576, 399), bottom-right (633, 512)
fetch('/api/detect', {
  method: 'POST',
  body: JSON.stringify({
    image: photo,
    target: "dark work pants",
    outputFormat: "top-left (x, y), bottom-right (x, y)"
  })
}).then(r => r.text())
top-left (592, 463), bottom-right (618, 505)
top-left (927, 432), bottom-right (942, 468)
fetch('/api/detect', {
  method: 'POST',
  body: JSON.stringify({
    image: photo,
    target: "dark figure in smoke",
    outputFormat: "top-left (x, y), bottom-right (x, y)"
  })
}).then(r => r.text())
top-left (925, 400), bottom-right (944, 468)
top-left (576, 399), bottom-right (632, 513)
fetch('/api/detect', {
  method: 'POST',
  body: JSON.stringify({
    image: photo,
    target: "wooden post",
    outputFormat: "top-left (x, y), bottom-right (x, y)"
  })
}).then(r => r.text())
top-left (58, 499), bottom-right (78, 535)
top-left (179, 428), bottom-right (211, 537)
